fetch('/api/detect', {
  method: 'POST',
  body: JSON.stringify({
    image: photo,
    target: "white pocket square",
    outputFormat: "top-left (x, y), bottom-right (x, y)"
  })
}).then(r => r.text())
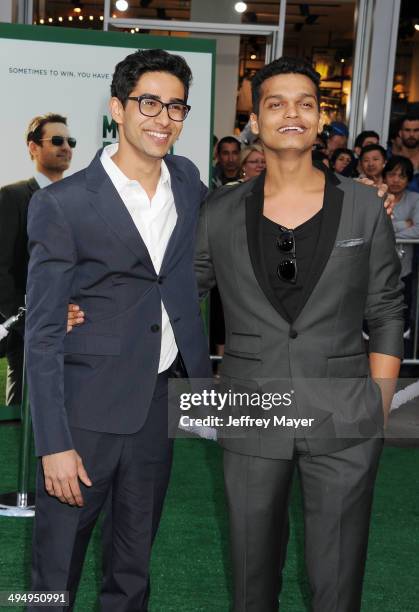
top-left (335, 238), bottom-right (365, 248)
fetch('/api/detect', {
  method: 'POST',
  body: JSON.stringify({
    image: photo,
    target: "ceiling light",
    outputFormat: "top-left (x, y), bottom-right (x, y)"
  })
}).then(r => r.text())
top-left (115, 0), bottom-right (129, 11)
top-left (250, 54), bottom-right (256, 60)
top-left (234, 2), bottom-right (247, 13)
top-left (73, 1), bottom-right (83, 11)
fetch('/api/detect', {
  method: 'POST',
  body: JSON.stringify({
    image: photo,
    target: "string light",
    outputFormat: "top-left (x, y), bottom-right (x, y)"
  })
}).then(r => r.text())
top-left (58, 16), bottom-right (63, 22)
top-left (79, 15), bottom-right (84, 21)
top-left (48, 17), bottom-right (53, 23)
top-left (135, 27), bottom-right (139, 32)
top-left (130, 28), bottom-right (135, 33)
top-left (116, 0), bottom-right (129, 11)
top-left (100, 16), bottom-right (104, 21)
top-left (234, 2), bottom-right (247, 13)
top-left (39, 18), bottom-right (44, 24)
top-left (89, 15), bottom-right (94, 20)
top-left (68, 16), bottom-right (73, 21)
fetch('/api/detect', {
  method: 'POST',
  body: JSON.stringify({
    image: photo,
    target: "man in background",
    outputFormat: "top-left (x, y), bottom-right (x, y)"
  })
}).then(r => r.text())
top-left (325, 121), bottom-right (348, 158)
top-left (0, 113), bottom-right (74, 405)
top-left (211, 136), bottom-right (241, 188)
top-left (353, 130), bottom-right (380, 158)
top-left (398, 114), bottom-right (419, 193)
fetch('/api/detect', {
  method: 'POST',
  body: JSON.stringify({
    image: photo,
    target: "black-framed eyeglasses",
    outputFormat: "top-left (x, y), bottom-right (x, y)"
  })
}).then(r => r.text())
top-left (276, 226), bottom-right (297, 283)
top-left (38, 136), bottom-right (77, 148)
top-left (127, 95), bottom-right (191, 122)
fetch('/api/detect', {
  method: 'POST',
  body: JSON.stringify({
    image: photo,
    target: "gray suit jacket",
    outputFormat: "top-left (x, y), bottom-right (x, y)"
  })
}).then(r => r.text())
top-left (195, 168), bottom-right (404, 459)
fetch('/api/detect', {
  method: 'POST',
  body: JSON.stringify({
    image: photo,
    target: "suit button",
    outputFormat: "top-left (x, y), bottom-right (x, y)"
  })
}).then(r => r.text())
top-left (289, 329), bottom-right (298, 339)
top-left (151, 324), bottom-right (160, 333)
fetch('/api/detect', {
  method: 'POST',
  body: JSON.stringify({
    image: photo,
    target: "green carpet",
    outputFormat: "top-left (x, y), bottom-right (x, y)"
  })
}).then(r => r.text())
top-left (0, 421), bottom-right (418, 611)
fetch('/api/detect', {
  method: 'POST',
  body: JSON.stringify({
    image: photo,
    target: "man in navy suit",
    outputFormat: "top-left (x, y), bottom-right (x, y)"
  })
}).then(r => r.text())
top-left (25, 49), bottom-right (211, 611)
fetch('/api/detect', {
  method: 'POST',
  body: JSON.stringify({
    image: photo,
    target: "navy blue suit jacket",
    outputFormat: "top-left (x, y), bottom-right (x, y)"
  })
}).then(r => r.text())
top-left (25, 150), bottom-right (212, 456)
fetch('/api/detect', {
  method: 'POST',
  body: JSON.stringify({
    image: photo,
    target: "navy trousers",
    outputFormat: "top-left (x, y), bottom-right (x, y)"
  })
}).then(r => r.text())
top-left (30, 368), bottom-right (173, 612)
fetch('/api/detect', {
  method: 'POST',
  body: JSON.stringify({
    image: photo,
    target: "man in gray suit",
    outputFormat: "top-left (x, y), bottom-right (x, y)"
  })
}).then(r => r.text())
top-left (195, 57), bottom-right (404, 611)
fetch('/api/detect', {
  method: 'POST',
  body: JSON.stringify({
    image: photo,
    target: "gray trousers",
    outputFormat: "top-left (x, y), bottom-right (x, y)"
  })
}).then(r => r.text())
top-left (224, 437), bottom-right (383, 612)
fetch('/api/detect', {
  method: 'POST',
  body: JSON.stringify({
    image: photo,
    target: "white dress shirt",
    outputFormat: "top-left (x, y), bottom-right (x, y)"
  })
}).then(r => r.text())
top-left (34, 171), bottom-right (52, 189)
top-left (100, 143), bottom-right (178, 373)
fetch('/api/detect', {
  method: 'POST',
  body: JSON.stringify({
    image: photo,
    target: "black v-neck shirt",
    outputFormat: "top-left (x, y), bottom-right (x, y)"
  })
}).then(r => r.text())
top-left (261, 209), bottom-right (323, 322)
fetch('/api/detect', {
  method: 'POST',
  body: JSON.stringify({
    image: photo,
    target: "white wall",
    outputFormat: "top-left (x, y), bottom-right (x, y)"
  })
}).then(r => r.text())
top-left (191, 0), bottom-right (240, 138)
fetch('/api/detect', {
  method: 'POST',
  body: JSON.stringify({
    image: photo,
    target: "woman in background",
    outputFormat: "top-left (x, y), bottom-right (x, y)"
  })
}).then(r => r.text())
top-left (384, 155), bottom-right (419, 336)
top-left (330, 147), bottom-right (357, 177)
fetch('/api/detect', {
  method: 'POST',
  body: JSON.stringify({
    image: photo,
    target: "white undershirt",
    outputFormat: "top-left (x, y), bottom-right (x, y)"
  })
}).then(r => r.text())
top-left (100, 143), bottom-right (178, 373)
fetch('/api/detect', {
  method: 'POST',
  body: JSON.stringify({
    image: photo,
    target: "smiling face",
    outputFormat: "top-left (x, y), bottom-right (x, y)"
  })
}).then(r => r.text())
top-left (250, 73), bottom-right (320, 157)
top-left (242, 149), bottom-right (266, 179)
top-left (361, 150), bottom-right (386, 181)
top-left (110, 71), bottom-right (185, 161)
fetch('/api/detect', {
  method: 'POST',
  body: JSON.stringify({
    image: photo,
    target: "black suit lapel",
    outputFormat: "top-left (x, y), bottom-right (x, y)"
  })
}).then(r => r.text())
top-left (293, 169), bottom-right (344, 321)
top-left (85, 150), bottom-right (154, 272)
top-left (27, 177), bottom-right (40, 194)
top-left (245, 172), bottom-right (291, 323)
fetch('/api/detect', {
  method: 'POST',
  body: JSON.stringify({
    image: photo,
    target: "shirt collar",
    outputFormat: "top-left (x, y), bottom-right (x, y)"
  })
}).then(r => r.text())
top-left (100, 143), bottom-right (171, 191)
top-left (34, 171), bottom-right (52, 189)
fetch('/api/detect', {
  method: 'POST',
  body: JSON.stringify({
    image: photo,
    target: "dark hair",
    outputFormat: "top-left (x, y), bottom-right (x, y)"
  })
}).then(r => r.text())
top-left (216, 136), bottom-right (241, 156)
top-left (330, 147), bottom-right (357, 177)
top-left (26, 113), bottom-right (67, 144)
top-left (359, 143), bottom-right (387, 161)
top-left (251, 56), bottom-right (321, 114)
top-left (330, 147), bottom-right (355, 166)
top-left (400, 114), bottom-right (419, 129)
top-left (383, 155), bottom-right (414, 183)
top-left (354, 130), bottom-right (379, 149)
top-left (111, 48), bottom-right (192, 106)
top-left (312, 150), bottom-right (329, 165)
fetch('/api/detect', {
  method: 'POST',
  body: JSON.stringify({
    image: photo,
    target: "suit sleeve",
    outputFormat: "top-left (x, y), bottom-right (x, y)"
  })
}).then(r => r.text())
top-left (25, 188), bottom-right (76, 456)
top-left (0, 187), bottom-right (21, 318)
top-left (194, 198), bottom-right (217, 300)
top-left (364, 197), bottom-right (404, 358)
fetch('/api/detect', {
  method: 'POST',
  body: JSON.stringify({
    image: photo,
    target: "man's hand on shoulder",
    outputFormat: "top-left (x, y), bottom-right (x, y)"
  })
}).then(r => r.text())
top-left (67, 303), bottom-right (84, 332)
top-left (356, 177), bottom-right (395, 216)
top-left (42, 449), bottom-right (92, 506)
